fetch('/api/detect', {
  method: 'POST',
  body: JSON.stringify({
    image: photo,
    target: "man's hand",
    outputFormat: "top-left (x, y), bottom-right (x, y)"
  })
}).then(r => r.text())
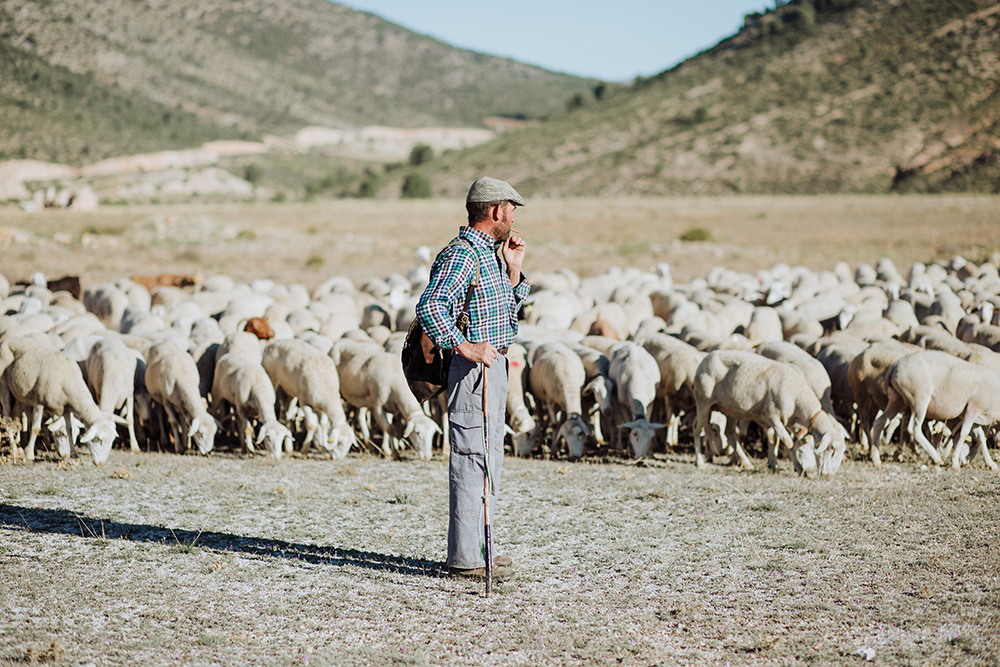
top-left (502, 234), bottom-right (526, 286)
top-left (455, 340), bottom-right (498, 367)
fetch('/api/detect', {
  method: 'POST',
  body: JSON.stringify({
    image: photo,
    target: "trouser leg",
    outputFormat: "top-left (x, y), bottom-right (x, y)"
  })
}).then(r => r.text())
top-left (446, 354), bottom-right (507, 569)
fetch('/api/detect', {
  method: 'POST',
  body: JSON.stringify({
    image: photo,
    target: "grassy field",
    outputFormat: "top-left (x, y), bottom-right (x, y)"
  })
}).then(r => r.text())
top-left (2, 195), bottom-right (999, 290)
top-left (2, 195), bottom-right (1000, 666)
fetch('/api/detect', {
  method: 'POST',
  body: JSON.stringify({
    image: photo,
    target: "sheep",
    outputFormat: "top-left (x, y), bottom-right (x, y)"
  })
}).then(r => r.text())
top-left (262, 339), bottom-right (355, 458)
top-left (606, 341), bottom-right (665, 459)
top-left (84, 337), bottom-right (141, 453)
top-left (329, 339), bottom-right (438, 460)
top-left (634, 332), bottom-right (706, 449)
top-left (0, 337), bottom-right (121, 464)
top-left (210, 352), bottom-right (291, 459)
top-left (526, 341), bottom-right (591, 460)
top-left (872, 350), bottom-right (1000, 470)
top-left (505, 343), bottom-right (536, 457)
top-left (846, 340), bottom-right (917, 460)
top-left (570, 344), bottom-right (615, 446)
top-left (692, 351), bottom-right (845, 476)
top-left (144, 341), bottom-right (218, 456)
top-left (755, 341), bottom-right (838, 419)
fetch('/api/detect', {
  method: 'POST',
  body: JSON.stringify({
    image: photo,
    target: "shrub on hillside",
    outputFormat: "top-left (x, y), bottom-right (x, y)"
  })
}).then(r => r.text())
top-left (401, 172), bottom-right (432, 199)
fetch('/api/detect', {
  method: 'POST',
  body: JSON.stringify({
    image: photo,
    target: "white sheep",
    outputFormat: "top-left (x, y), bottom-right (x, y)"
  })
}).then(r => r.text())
top-left (210, 352), bottom-right (291, 459)
top-left (330, 339), bottom-right (439, 461)
top-left (635, 332), bottom-right (705, 449)
top-left (527, 341), bottom-right (591, 460)
top-left (262, 339), bottom-right (355, 458)
top-left (505, 343), bottom-right (536, 457)
top-left (0, 337), bottom-right (121, 464)
top-left (872, 350), bottom-right (1000, 470)
top-left (84, 336), bottom-right (141, 453)
top-left (144, 341), bottom-right (218, 455)
top-left (693, 350), bottom-right (845, 476)
top-left (606, 341), bottom-right (665, 459)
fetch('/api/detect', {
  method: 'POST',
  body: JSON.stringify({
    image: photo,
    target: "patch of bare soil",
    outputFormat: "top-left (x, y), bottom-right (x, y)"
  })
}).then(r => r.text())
top-left (1, 195), bottom-right (998, 289)
top-left (1, 448), bottom-right (998, 667)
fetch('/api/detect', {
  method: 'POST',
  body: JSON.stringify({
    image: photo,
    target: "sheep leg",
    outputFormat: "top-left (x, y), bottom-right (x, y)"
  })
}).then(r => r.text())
top-left (728, 419), bottom-right (754, 470)
top-left (238, 408), bottom-right (255, 455)
top-left (908, 396), bottom-right (944, 466)
top-left (766, 426), bottom-right (778, 472)
top-left (373, 408), bottom-right (395, 458)
top-left (693, 404), bottom-right (711, 468)
top-left (871, 390), bottom-right (904, 467)
top-left (969, 425), bottom-right (998, 471)
top-left (162, 402), bottom-right (185, 454)
top-left (125, 394), bottom-right (139, 453)
top-left (949, 415), bottom-right (977, 470)
top-left (25, 405), bottom-right (43, 463)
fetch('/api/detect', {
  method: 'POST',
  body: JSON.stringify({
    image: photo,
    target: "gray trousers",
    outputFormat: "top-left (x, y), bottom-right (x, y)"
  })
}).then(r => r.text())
top-left (446, 352), bottom-right (507, 569)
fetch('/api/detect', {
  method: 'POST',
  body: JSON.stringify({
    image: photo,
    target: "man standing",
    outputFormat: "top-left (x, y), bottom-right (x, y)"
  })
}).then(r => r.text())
top-left (415, 177), bottom-right (530, 581)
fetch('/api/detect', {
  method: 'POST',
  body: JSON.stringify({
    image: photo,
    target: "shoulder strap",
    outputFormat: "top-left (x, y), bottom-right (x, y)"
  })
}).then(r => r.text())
top-left (439, 237), bottom-right (480, 333)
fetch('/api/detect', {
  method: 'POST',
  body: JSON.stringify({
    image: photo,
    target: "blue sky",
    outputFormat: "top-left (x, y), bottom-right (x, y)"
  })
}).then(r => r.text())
top-left (335, 1), bottom-right (775, 81)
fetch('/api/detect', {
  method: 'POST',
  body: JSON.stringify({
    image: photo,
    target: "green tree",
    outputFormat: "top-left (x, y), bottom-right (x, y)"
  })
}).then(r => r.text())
top-left (401, 172), bottom-right (432, 199)
top-left (409, 143), bottom-right (434, 166)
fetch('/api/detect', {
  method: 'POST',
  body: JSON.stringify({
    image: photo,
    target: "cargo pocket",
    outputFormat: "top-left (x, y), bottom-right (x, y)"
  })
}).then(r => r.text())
top-left (448, 355), bottom-right (484, 455)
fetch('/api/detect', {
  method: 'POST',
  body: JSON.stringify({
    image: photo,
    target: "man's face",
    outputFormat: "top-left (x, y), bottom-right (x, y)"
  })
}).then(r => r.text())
top-left (496, 202), bottom-right (516, 242)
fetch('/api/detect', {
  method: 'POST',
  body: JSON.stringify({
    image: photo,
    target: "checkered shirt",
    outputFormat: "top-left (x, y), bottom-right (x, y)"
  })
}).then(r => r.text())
top-left (415, 226), bottom-right (530, 351)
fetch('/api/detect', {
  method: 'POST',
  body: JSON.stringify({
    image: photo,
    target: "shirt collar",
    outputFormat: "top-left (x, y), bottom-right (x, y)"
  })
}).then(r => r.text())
top-left (459, 225), bottom-right (496, 252)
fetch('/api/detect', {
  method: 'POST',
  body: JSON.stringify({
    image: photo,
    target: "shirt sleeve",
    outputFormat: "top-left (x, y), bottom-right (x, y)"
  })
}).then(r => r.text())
top-left (415, 244), bottom-right (476, 350)
top-left (513, 273), bottom-right (531, 311)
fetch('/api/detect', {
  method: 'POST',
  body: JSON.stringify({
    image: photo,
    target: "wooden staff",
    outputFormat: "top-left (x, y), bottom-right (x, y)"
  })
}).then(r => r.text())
top-left (482, 362), bottom-right (493, 598)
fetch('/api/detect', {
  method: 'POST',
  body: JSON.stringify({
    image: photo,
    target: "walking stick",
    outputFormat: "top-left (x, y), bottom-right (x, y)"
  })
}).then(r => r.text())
top-left (482, 362), bottom-right (493, 598)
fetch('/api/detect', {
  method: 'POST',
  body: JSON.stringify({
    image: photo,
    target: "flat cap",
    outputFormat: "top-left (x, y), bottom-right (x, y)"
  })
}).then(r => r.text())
top-left (466, 177), bottom-right (525, 206)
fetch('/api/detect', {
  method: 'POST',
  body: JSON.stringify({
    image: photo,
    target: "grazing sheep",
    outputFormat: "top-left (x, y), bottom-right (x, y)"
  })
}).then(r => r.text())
top-left (144, 341), bottom-right (218, 455)
top-left (693, 351), bottom-right (845, 476)
top-left (330, 339), bottom-right (439, 460)
top-left (635, 332), bottom-right (705, 449)
top-left (526, 341), bottom-right (591, 460)
top-left (262, 339), bottom-right (355, 458)
top-left (210, 352), bottom-right (291, 459)
top-left (0, 337), bottom-right (121, 464)
top-left (505, 343), bottom-right (536, 457)
top-left (846, 340), bottom-right (917, 458)
top-left (84, 337), bottom-right (141, 453)
top-left (872, 350), bottom-right (1000, 469)
top-left (607, 341), bottom-right (665, 459)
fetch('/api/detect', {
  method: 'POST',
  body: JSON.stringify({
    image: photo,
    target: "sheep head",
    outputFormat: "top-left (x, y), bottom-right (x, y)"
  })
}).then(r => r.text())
top-left (403, 413), bottom-right (440, 461)
top-left (554, 415), bottom-right (590, 460)
top-left (256, 420), bottom-right (293, 461)
top-left (188, 416), bottom-right (218, 456)
top-left (618, 418), bottom-right (667, 459)
top-left (80, 419), bottom-right (118, 465)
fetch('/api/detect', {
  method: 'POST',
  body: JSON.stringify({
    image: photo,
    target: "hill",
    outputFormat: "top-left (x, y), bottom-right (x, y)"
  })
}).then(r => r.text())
top-left (413, 0), bottom-right (1000, 197)
top-left (0, 0), bottom-right (594, 166)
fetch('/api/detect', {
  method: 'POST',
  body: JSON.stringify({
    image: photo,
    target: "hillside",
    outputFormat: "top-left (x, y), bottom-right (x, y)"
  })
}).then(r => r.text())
top-left (0, 0), bottom-right (593, 166)
top-left (415, 0), bottom-right (1000, 197)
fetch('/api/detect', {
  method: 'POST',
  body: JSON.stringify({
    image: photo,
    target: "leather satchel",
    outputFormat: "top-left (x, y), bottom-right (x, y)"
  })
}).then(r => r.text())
top-left (402, 239), bottom-right (480, 402)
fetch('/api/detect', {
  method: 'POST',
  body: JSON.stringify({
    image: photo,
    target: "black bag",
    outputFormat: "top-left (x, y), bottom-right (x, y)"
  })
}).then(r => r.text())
top-left (402, 239), bottom-right (480, 402)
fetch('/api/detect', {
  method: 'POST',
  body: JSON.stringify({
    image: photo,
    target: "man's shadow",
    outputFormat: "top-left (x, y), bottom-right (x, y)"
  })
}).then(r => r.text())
top-left (0, 504), bottom-right (447, 578)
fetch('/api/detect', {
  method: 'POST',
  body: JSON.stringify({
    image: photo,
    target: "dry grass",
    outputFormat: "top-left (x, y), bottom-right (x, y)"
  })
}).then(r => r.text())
top-left (1, 450), bottom-right (999, 666)
top-left (1, 196), bottom-right (1000, 666)
top-left (1, 195), bottom-right (998, 289)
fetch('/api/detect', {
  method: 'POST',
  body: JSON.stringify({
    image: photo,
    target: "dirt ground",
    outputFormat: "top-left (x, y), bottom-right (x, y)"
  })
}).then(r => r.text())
top-left (1, 446), bottom-right (999, 667)
top-left (1, 195), bottom-right (999, 289)
top-left (1, 195), bottom-right (1000, 666)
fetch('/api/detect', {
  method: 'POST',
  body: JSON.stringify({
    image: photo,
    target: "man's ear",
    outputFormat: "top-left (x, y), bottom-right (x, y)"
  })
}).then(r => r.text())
top-left (491, 203), bottom-right (503, 222)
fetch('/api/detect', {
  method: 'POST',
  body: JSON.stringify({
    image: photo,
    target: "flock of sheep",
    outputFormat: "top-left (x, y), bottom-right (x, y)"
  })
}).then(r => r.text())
top-left (2, 246), bottom-right (1000, 476)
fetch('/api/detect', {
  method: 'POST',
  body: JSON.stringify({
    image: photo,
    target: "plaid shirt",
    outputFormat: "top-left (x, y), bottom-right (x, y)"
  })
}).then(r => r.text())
top-left (416, 226), bottom-right (530, 351)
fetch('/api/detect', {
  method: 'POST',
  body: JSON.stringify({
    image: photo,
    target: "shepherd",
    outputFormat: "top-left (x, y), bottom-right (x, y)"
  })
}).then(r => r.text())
top-left (414, 177), bottom-right (530, 583)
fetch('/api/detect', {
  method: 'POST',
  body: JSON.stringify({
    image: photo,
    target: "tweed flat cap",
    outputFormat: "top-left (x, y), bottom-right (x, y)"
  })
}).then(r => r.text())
top-left (466, 177), bottom-right (525, 206)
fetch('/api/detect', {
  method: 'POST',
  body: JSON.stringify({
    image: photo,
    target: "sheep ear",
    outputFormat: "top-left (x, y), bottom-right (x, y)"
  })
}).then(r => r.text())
top-left (255, 428), bottom-right (266, 445)
top-left (816, 431), bottom-right (833, 454)
top-left (112, 414), bottom-right (129, 426)
top-left (651, 422), bottom-right (668, 430)
top-left (618, 420), bottom-right (639, 429)
top-left (403, 420), bottom-right (415, 438)
top-left (188, 417), bottom-right (201, 438)
top-left (80, 423), bottom-right (98, 444)
top-left (553, 422), bottom-right (570, 443)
